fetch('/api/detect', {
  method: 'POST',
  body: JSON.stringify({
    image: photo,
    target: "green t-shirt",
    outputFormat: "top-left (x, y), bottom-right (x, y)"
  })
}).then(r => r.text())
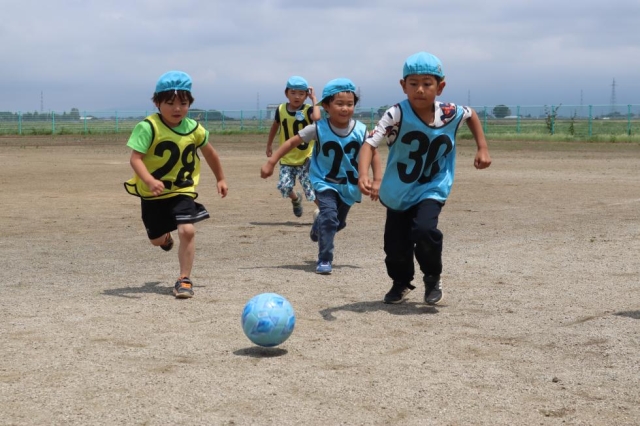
top-left (127, 114), bottom-right (209, 153)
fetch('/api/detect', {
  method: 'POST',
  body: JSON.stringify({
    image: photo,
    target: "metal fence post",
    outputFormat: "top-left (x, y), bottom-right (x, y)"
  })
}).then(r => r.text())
top-left (52, 112), bottom-right (56, 134)
top-left (516, 105), bottom-right (521, 133)
top-left (588, 105), bottom-right (593, 138)
top-left (18, 111), bottom-right (22, 135)
top-left (482, 107), bottom-right (487, 134)
top-left (83, 111), bottom-right (87, 134)
top-left (628, 105), bottom-right (632, 136)
top-left (115, 111), bottom-right (119, 133)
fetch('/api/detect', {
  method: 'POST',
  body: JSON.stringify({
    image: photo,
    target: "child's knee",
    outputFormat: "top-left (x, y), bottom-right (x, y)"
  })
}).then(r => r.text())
top-left (178, 224), bottom-right (196, 240)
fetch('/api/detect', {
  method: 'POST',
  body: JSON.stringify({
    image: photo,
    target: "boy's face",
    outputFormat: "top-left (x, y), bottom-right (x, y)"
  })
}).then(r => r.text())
top-left (155, 95), bottom-right (190, 127)
top-left (285, 89), bottom-right (309, 108)
top-left (400, 74), bottom-right (446, 110)
top-left (323, 91), bottom-right (356, 128)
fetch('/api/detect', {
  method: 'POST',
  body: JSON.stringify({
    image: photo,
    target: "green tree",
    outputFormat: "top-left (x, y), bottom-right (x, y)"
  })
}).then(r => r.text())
top-left (492, 104), bottom-right (511, 118)
top-left (377, 105), bottom-right (391, 118)
top-left (69, 108), bottom-right (80, 120)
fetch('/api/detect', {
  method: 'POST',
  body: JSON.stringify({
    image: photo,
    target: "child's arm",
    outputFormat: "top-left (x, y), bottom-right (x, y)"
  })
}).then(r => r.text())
top-left (368, 147), bottom-right (383, 201)
top-left (261, 134), bottom-right (304, 178)
top-left (466, 109), bottom-right (492, 169)
top-left (357, 143), bottom-right (375, 196)
top-left (129, 151), bottom-right (165, 196)
top-left (266, 120), bottom-right (279, 157)
top-left (200, 143), bottom-right (228, 198)
top-left (307, 87), bottom-right (321, 122)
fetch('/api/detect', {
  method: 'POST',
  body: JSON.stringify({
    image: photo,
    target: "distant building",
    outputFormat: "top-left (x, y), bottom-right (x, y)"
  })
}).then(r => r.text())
top-left (266, 104), bottom-right (280, 120)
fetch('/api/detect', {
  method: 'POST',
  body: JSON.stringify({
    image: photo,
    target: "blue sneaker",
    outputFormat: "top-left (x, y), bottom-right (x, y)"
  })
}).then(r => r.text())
top-left (315, 261), bottom-right (332, 275)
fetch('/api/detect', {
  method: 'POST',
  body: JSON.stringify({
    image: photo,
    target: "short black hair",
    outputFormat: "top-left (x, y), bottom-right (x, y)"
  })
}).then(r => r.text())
top-left (321, 91), bottom-right (359, 106)
top-left (152, 90), bottom-right (194, 105)
top-left (403, 74), bottom-right (444, 85)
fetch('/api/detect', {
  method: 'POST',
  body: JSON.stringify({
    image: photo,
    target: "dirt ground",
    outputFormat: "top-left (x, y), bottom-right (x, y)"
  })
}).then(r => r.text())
top-left (0, 134), bottom-right (639, 426)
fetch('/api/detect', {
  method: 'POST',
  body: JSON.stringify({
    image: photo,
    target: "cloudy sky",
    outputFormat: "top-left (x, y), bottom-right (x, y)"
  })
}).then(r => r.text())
top-left (2, 0), bottom-right (640, 113)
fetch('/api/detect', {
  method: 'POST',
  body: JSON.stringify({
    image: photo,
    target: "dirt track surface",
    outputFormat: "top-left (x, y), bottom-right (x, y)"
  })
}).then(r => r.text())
top-left (1, 135), bottom-right (639, 425)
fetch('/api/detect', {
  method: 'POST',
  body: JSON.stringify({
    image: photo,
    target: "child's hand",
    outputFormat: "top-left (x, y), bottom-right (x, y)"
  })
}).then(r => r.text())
top-left (474, 148), bottom-right (492, 169)
top-left (307, 87), bottom-right (316, 102)
top-left (147, 178), bottom-right (166, 196)
top-left (369, 179), bottom-right (381, 202)
top-left (358, 176), bottom-right (372, 196)
top-left (261, 162), bottom-right (274, 179)
top-left (217, 179), bottom-right (228, 198)
top-left (265, 145), bottom-right (272, 157)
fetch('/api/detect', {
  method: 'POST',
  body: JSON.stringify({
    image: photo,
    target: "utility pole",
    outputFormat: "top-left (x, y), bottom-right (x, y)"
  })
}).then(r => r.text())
top-left (610, 79), bottom-right (617, 115)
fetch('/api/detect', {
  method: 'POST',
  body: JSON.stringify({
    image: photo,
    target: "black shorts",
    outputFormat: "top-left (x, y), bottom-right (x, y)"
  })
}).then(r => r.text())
top-left (141, 195), bottom-right (210, 240)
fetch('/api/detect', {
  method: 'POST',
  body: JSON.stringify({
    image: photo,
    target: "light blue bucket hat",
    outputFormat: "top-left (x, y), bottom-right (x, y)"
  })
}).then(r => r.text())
top-left (286, 76), bottom-right (309, 91)
top-left (402, 52), bottom-right (444, 79)
top-left (155, 70), bottom-right (192, 93)
top-left (321, 78), bottom-right (356, 102)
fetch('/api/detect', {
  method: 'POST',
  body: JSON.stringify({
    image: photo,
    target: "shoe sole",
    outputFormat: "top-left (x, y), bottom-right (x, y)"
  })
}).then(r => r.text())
top-left (173, 290), bottom-right (194, 299)
top-left (424, 294), bottom-right (443, 305)
top-left (316, 270), bottom-right (332, 275)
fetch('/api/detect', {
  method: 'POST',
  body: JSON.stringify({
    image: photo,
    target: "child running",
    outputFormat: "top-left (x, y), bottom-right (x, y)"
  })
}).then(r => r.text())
top-left (358, 52), bottom-right (491, 304)
top-left (262, 78), bottom-right (381, 274)
top-left (265, 76), bottom-right (321, 217)
top-left (124, 70), bottom-right (228, 299)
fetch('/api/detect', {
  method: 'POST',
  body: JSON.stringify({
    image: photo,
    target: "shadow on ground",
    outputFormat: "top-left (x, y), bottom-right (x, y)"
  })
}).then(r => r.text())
top-left (233, 347), bottom-right (289, 358)
top-left (319, 300), bottom-right (440, 321)
top-left (102, 281), bottom-right (173, 298)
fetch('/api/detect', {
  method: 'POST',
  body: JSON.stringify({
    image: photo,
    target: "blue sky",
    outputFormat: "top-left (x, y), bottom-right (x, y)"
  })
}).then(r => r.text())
top-left (2, 0), bottom-right (640, 113)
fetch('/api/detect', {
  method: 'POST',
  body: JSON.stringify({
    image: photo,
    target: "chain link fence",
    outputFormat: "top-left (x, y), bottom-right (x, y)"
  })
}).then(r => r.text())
top-left (1, 104), bottom-right (639, 141)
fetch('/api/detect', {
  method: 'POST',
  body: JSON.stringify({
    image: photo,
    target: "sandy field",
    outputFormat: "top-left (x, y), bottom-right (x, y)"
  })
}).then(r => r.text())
top-left (0, 134), bottom-right (639, 425)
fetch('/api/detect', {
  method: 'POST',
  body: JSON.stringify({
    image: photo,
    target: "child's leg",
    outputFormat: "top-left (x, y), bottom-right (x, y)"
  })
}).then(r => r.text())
top-left (298, 164), bottom-right (316, 204)
top-left (315, 190), bottom-right (341, 263)
top-left (278, 165), bottom-right (303, 216)
top-left (384, 207), bottom-right (415, 283)
top-left (141, 199), bottom-right (175, 251)
top-left (149, 233), bottom-right (170, 246)
top-left (412, 199), bottom-right (444, 278)
top-left (277, 165), bottom-right (297, 199)
top-left (177, 223), bottom-right (196, 278)
top-left (336, 201), bottom-right (351, 233)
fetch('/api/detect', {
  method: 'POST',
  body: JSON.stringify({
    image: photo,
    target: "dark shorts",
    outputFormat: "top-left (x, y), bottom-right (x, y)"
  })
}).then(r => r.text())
top-left (141, 195), bottom-right (210, 240)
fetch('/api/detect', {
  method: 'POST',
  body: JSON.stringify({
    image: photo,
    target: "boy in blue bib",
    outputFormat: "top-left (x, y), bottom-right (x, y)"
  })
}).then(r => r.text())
top-left (358, 52), bottom-right (491, 304)
top-left (262, 78), bottom-right (381, 275)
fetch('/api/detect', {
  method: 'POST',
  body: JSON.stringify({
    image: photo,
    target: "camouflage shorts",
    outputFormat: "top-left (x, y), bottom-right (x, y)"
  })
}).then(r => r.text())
top-left (277, 164), bottom-right (315, 201)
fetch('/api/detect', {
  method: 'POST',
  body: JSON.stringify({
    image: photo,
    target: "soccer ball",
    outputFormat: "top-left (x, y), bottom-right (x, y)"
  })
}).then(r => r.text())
top-left (241, 293), bottom-right (296, 347)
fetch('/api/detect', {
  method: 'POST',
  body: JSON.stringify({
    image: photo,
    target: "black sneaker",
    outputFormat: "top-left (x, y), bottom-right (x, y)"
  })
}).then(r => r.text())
top-left (173, 277), bottom-right (194, 299)
top-left (292, 191), bottom-right (303, 217)
top-left (160, 233), bottom-right (174, 252)
top-left (424, 276), bottom-right (443, 305)
top-left (383, 281), bottom-right (416, 304)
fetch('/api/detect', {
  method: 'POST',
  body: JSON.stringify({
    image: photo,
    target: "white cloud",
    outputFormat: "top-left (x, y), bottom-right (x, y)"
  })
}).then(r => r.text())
top-left (2, 0), bottom-right (639, 112)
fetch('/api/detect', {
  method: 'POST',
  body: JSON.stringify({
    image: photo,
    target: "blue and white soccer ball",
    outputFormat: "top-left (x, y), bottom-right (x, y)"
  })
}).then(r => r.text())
top-left (241, 293), bottom-right (296, 347)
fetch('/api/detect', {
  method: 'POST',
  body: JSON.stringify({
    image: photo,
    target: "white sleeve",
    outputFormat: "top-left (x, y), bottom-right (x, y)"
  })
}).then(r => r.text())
top-left (297, 123), bottom-right (317, 143)
top-left (364, 105), bottom-right (402, 148)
